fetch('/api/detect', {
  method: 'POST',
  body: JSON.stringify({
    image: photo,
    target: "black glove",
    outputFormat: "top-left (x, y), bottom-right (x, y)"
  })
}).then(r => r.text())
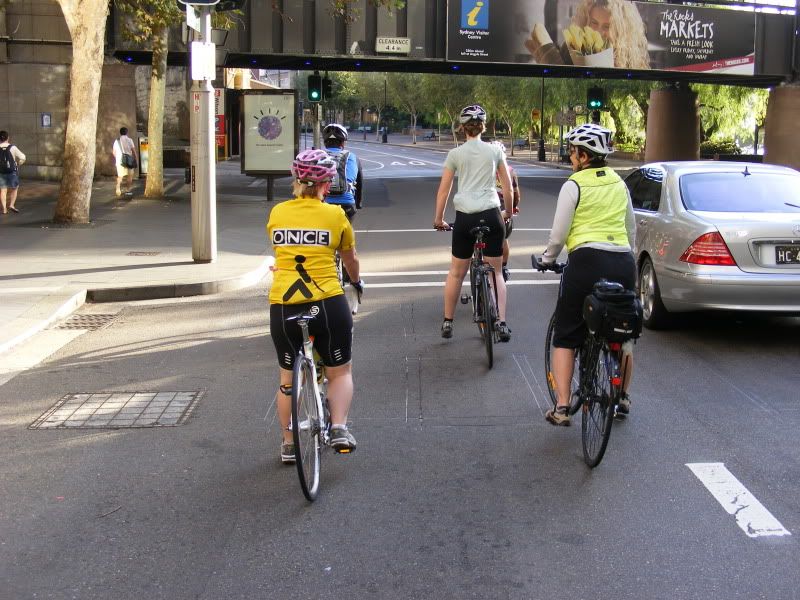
top-left (533, 256), bottom-right (549, 272)
top-left (350, 279), bottom-right (365, 304)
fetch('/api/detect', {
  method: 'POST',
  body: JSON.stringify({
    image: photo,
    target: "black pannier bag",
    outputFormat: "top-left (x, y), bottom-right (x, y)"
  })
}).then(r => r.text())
top-left (582, 280), bottom-right (643, 342)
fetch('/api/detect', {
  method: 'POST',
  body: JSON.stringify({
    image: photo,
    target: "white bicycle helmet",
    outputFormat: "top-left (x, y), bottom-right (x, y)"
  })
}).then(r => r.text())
top-left (459, 104), bottom-right (487, 124)
top-left (564, 123), bottom-right (614, 156)
top-left (323, 123), bottom-right (348, 142)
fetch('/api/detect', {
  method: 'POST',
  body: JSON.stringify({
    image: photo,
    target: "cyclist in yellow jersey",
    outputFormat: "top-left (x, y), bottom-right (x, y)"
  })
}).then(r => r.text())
top-left (535, 124), bottom-right (636, 426)
top-left (267, 149), bottom-right (364, 463)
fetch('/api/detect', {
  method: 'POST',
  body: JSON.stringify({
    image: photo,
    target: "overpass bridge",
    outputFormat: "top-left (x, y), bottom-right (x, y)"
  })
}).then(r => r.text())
top-left (110, 0), bottom-right (800, 167)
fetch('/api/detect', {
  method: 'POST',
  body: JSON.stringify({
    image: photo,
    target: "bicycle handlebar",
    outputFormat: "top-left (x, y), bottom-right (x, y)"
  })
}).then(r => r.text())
top-left (532, 255), bottom-right (566, 274)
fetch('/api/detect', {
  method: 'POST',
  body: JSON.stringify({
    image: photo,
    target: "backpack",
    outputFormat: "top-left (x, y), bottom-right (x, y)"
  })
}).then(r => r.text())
top-left (0, 145), bottom-right (16, 174)
top-left (325, 149), bottom-right (351, 196)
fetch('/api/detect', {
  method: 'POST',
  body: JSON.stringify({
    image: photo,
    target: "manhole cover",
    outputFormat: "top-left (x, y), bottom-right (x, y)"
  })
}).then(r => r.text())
top-left (54, 314), bottom-right (116, 331)
top-left (126, 251), bottom-right (161, 256)
top-left (30, 391), bottom-right (203, 429)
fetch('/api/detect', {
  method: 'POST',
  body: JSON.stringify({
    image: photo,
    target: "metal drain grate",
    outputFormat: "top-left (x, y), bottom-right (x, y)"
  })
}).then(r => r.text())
top-left (30, 391), bottom-right (203, 429)
top-left (126, 251), bottom-right (161, 256)
top-left (54, 314), bottom-right (117, 331)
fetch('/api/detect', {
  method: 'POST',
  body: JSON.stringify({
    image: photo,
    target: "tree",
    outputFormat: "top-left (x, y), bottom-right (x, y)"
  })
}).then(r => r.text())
top-left (693, 83), bottom-right (769, 148)
top-left (475, 75), bottom-right (536, 156)
top-left (358, 73), bottom-right (390, 140)
top-left (387, 72), bottom-right (430, 144)
top-left (422, 74), bottom-right (476, 145)
top-left (53, 0), bottom-right (109, 224)
top-left (116, 0), bottom-right (184, 200)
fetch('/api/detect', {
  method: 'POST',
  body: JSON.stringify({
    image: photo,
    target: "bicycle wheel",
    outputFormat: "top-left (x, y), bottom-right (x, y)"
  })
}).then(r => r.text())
top-left (291, 354), bottom-right (322, 501)
top-left (581, 344), bottom-right (617, 468)
top-left (544, 312), bottom-right (582, 415)
top-left (479, 273), bottom-right (494, 369)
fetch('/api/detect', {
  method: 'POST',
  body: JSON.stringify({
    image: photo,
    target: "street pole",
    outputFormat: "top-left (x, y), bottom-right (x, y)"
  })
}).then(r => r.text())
top-left (190, 5), bottom-right (217, 263)
top-left (537, 76), bottom-right (547, 161)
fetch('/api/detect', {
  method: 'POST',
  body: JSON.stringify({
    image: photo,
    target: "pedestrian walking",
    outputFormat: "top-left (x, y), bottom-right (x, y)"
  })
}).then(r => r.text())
top-left (112, 127), bottom-right (137, 197)
top-left (0, 130), bottom-right (26, 214)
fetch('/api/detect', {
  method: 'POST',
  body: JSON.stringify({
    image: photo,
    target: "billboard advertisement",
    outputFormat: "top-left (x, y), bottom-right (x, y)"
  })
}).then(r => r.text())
top-left (241, 90), bottom-right (298, 176)
top-left (447, 0), bottom-right (756, 75)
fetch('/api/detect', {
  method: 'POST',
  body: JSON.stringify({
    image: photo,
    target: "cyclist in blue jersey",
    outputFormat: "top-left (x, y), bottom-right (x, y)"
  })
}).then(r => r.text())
top-left (322, 123), bottom-right (363, 224)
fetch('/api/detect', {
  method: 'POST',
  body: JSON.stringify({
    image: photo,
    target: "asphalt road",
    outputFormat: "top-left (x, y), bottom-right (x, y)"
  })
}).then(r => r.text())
top-left (1, 147), bottom-right (798, 599)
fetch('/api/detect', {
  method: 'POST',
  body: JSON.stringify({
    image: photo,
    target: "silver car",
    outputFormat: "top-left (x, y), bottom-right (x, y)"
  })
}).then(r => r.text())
top-left (624, 161), bottom-right (800, 328)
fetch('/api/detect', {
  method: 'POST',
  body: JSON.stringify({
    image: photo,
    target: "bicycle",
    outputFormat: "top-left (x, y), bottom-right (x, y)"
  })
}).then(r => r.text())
top-left (534, 257), bottom-right (640, 468)
top-left (459, 222), bottom-right (500, 369)
top-left (284, 313), bottom-right (336, 502)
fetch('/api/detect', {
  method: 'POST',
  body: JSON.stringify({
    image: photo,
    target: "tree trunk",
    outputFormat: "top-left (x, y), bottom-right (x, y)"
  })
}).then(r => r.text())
top-left (508, 121), bottom-right (514, 157)
top-left (54, 0), bottom-right (109, 224)
top-left (411, 113), bottom-right (417, 144)
top-left (144, 26), bottom-right (168, 199)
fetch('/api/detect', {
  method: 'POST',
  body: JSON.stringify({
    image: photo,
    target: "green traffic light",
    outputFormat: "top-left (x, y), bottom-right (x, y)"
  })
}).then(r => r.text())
top-left (311, 91), bottom-right (320, 100)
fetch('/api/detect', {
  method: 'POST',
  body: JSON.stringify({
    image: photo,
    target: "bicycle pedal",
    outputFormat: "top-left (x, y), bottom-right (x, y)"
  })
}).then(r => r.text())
top-left (460, 294), bottom-right (470, 304)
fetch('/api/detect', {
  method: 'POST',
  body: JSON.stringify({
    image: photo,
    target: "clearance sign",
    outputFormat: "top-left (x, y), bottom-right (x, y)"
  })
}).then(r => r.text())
top-left (447, 0), bottom-right (756, 75)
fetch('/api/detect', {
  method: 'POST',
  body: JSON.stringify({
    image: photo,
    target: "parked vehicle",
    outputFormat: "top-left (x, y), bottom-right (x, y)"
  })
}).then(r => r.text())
top-left (624, 161), bottom-right (800, 328)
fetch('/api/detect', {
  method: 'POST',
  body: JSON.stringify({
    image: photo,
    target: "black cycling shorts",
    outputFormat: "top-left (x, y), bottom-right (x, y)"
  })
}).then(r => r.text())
top-left (452, 207), bottom-right (505, 260)
top-left (270, 295), bottom-right (353, 370)
top-left (553, 247), bottom-right (636, 349)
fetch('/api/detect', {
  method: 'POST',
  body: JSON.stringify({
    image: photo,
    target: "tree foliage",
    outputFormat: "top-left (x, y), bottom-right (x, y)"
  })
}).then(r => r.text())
top-left (693, 83), bottom-right (769, 148)
top-left (387, 72), bottom-right (430, 143)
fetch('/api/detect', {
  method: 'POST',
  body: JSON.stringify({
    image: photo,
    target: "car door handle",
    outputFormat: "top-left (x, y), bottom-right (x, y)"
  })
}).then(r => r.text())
top-left (638, 219), bottom-right (647, 225)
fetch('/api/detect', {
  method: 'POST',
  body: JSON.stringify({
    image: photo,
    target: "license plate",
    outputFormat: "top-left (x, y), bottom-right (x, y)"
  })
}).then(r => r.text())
top-left (775, 245), bottom-right (800, 264)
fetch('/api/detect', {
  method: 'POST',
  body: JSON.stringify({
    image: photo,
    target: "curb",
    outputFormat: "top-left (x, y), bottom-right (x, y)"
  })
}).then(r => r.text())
top-left (0, 257), bottom-right (273, 357)
top-left (0, 289), bottom-right (87, 356)
top-left (86, 256), bottom-right (273, 302)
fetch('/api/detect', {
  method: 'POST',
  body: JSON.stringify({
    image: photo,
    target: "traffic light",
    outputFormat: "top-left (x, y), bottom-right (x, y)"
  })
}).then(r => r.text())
top-left (308, 73), bottom-right (322, 102)
top-left (587, 87), bottom-right (605, 110)
top-left (322, 76), bottom-right (333, 100)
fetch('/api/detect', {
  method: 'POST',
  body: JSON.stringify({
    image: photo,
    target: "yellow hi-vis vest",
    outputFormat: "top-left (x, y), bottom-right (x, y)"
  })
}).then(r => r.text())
top-left (565, 167), bottom-right (630, 253)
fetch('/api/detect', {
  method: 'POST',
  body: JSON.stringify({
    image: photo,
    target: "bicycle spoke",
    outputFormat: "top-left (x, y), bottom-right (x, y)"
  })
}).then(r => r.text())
top-left (292, 357), bottom-right (322, 501)
top-left (581, 345), bottom-right (616, 468)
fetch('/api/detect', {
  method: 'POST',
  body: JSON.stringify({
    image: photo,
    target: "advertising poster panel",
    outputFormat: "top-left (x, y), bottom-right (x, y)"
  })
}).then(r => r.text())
top-left (241, 90), bottom-right (298, 176)
top-left (447, 0), bottom-right (756, 75)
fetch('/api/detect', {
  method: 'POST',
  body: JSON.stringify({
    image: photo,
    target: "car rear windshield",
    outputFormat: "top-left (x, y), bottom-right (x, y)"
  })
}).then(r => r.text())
top-left (680, 171), bottom-right (800, 212)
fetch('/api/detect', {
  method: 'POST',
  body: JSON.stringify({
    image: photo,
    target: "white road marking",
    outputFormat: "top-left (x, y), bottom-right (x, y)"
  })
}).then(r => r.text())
top-left (359, 157), bottom-right (385, 170)
top-left (351, 146), bottom-right (443, 166)
top-left (390, 161), bottom-right (406, 166)
top-left (687, 463), bottom-right (791, 538)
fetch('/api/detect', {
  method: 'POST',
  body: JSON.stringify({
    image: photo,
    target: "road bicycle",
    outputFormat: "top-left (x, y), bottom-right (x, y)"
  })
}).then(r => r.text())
top-left (459, 222), bottom-right (500, 369)
top-left (535, 257), bottom-right (639, 468)
top-left (284, 313), bottom-right (334, 501)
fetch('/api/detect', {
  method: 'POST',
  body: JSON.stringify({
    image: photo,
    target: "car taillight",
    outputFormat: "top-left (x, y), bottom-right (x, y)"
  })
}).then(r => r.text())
top-left (679, 232), bottom-right (736, 266)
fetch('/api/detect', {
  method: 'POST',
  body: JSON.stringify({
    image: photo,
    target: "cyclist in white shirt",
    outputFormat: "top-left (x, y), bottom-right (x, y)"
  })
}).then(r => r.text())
top-left (433, 105), bottom-right (514, 341)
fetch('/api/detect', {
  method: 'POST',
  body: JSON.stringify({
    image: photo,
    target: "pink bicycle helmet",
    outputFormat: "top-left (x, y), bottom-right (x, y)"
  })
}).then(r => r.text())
top-left (291, 149), bottom-right (337, 184)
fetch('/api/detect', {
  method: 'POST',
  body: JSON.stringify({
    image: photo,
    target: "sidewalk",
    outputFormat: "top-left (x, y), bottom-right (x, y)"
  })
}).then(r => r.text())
top-left (0, 174), bottom-right (271, 356)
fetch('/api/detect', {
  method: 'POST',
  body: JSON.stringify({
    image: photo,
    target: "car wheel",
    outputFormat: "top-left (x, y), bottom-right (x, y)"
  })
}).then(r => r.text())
top-left (639, 257), bottom-right (670, 329)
